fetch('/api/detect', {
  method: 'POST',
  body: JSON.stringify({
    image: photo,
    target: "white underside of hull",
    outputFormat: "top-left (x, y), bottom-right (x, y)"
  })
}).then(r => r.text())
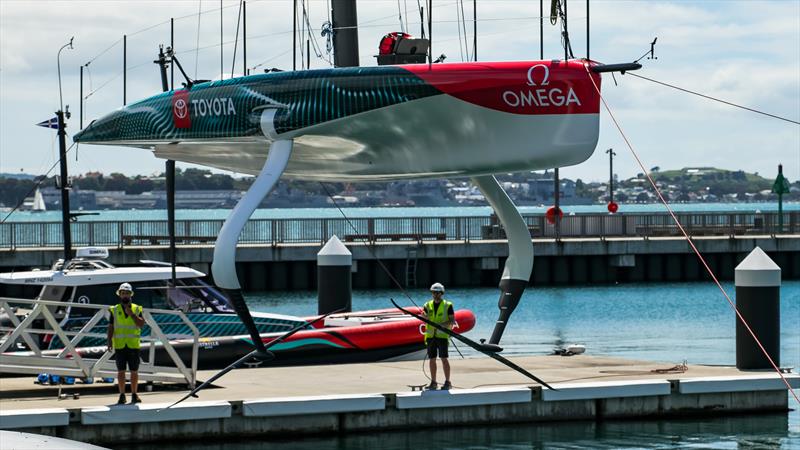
top-left (150, 95), bottom-right (599, 181)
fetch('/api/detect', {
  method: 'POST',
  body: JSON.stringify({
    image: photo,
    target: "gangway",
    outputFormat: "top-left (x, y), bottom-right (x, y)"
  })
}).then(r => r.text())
top-left (0, 297), bottom-right (198, 387)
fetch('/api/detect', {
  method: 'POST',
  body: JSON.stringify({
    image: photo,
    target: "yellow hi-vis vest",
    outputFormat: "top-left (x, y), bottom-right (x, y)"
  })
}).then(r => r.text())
top-left (423, 299), bottom-right (453, 342)
top-left (111, 303), bottom-right (142, 350)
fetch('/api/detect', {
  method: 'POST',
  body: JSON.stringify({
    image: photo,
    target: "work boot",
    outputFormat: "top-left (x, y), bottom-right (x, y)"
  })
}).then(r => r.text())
top-left (130, 394), bottom-right (142, 404)
top-left (441, 381), bottom-right (452, 390)
top-left (116, 394), bottom-right (126, 405)
top-left (424, 381), bottom-right (438, 390)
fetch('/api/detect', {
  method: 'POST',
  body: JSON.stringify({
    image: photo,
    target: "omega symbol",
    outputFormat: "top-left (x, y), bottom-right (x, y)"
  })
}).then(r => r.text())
top-left (526, 64), bottom-right (550, 86)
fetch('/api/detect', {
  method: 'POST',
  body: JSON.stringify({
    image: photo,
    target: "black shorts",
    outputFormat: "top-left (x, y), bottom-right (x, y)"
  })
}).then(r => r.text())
top-left (114, 347), bottom-right (141, 371)
top-left (426, 338), bottom-right (449, 359)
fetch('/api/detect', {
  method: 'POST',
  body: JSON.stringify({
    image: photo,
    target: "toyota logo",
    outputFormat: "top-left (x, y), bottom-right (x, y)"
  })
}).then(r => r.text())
top-left (174, 98), bottom-right (188, 119)
top-left (526, 64), bottom-right (550, 86)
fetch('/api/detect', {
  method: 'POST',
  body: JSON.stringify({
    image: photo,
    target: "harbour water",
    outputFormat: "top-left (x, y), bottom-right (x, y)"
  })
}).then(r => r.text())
top-left (120, 281), bottom-right (799, 449)
top-left (4, 202), bottom-right (799, 223)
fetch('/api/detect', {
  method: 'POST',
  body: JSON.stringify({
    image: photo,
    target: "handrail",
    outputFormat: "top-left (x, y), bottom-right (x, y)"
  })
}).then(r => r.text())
top-left (0, 297), bottom-right (199, 387)
top-left (0, 211), bottom-right (798, 249)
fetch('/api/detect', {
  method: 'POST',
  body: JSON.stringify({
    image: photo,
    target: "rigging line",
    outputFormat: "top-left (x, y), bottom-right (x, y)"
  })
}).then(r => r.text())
top-left (397, 0), bottom-right (406, 33)
top-left (83, 57), bottom-right (155, 99)
top-left (83, 72), bottom-right (122, 100)
top-left (404, 0), bottom-right (410, 32)
top-left (455, 0), bottom-right (464, 61)
top-left (583, 64), bottom-right (800, 406)
top-left (250, 48), bottom-right (292, 71)
top-left (84, 0), bottom-right (258, 67)
top-left (126, 18), bottom-right (171, 38)
top-left (298, 0), bottom-right (305, 69)
top-left (195, 0), bottom-right (203, 79)
top-left (83, 38), bottom-right (123, 66)
top-left (416, 0), bottom-right (424, 38)
top-left (459, 0), bottom-right (470, 61)
top-left (627, 73), bottom-right (800, 126)
top-left (231, 0), bottom-right (244, 78)
top-left (1, 142), bottom-right (77, 224)
top-left (302, 1), bottom-right (324, 59)
top-left (318, 182), bottom-right (419, 307)
top-left (318, 183), bottom-right (469, 360)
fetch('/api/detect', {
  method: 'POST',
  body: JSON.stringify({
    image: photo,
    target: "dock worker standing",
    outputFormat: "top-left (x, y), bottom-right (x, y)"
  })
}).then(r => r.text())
top-left (424, 282), bottom-right (455, 390)
top-left (107, 283), bottom-right (145, 405)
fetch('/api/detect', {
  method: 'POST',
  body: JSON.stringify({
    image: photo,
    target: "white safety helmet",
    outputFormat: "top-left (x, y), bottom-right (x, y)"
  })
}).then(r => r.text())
top-left (430, 282), bottom-right (445, 294)
top-left (116, 283), bottom-right (134, 296)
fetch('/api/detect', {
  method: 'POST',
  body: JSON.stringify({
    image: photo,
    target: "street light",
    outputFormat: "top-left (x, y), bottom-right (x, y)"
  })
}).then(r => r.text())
top-left (57, 37), bottom-right (74, 112)
top-left (606, 148), bottom-right (617, 213)
top-left (55, 36), bottom-right (74, 261)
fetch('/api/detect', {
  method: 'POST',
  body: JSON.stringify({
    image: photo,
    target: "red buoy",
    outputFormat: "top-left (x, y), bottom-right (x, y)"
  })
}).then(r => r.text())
top-left (546, 206), bottom-right (563, 224)
top-left (607, 201), bottom-right (619, 213)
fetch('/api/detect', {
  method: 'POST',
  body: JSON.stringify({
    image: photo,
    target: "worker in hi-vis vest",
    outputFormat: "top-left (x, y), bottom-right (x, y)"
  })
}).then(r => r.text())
top-left (106, 283), bottom-right (145, 405)
top-left (423, 282), bottom-right (455, 390)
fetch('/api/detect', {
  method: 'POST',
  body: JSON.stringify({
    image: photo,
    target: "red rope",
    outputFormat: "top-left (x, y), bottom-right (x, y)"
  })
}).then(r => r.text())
top-left (583, 62), bottom-right (799, 405)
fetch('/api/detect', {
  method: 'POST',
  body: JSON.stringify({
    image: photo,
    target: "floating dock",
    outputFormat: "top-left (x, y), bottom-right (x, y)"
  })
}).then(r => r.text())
top-left (1, 355), bottom-right (797, 446)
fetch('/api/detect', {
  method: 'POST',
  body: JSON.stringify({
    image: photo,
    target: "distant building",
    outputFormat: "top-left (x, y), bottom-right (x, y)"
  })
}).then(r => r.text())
top-left (151, 190), bottom-right (243, 209)
top-left (41, 187), bottom-right (97, 210)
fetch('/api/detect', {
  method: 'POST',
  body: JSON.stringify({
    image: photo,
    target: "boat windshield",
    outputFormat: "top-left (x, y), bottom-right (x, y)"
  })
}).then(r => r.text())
top-left (166, 279), bottom-right (234, 314)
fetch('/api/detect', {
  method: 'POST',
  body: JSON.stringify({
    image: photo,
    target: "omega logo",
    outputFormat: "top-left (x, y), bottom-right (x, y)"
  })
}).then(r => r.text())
top-left (502, 63), bottom-right (581, 109)
top-left (526, 64), bottom-right (550, 86)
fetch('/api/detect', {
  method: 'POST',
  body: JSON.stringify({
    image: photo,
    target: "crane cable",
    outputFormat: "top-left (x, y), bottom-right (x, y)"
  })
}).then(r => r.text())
top-left (583, 63), bottom-right (800, 406)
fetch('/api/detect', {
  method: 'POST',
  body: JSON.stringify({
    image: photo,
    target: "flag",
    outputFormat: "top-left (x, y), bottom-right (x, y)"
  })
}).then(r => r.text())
top-left (36, 117), bottom-right (59, 129)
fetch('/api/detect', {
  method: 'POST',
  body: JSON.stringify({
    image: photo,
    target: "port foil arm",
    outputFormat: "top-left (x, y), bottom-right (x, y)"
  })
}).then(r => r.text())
top-left (211, 139), bottom-right (293, 354)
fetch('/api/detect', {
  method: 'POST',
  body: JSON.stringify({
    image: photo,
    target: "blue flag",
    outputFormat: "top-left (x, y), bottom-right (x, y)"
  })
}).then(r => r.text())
top-left (36, 117), bottom-right (59, 129)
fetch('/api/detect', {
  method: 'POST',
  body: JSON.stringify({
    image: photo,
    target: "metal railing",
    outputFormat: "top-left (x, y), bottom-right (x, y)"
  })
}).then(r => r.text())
top-left (1, 211), bottom-right (798, 249)
top-left (0, 297), bottom-right (199, 387)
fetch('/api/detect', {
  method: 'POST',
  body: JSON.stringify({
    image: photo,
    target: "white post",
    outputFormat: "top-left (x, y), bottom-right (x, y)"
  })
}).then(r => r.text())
top-left (734, 247), bottom-right (781, 370)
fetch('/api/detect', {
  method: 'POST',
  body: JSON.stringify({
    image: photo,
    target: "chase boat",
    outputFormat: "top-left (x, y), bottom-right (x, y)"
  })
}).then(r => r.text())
top-left (0, 247), bottom-right (475, 369)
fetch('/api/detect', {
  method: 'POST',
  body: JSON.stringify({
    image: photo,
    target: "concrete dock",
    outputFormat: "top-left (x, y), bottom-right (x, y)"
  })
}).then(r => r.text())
top-left (1, 354), bottom-right (797, 446)
top-left (3, 235), bottom-right (800, 298)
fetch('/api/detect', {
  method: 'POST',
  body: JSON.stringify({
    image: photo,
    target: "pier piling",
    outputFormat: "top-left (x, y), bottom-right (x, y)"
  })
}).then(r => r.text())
top-left (735, 247), bottom-right (781, 370)
top-left (317, 235), bottom-right (352, 314)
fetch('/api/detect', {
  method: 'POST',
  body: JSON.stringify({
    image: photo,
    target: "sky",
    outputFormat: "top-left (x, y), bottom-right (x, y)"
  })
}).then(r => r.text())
top-left (1, 0), bottom-right (798, 184)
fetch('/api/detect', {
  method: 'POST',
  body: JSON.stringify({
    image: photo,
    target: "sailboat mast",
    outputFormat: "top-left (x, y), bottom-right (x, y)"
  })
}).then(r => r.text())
top-left (331, 0), bottom-right (359, 67)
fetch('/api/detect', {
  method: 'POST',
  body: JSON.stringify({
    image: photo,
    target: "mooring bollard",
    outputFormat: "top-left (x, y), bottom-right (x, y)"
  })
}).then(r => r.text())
top-left (735, 246), bottom-right (781, 370)
top-left (317, 235), bottom-right (352, 315)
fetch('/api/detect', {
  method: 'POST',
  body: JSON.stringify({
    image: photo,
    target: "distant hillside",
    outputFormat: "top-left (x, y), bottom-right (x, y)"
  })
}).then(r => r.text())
top-left (647, 167), bottom-right (772, 196)
top-left (0, 173), bottom-right (36, 180)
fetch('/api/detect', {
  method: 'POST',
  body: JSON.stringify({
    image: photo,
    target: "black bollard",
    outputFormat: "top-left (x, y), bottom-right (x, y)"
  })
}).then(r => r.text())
top-left (735, 247), bottom-right (781, 370)
top-left (317, 235), bottom-right (352, 315)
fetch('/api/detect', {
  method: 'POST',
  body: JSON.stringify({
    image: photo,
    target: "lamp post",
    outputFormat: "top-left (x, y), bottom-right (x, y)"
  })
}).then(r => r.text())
top-left (56, 37), bottom-right (74, 261)
top-left (606, 148), bottom-right (618, 213)
top-left (57, 37), bottom-right (74, 113)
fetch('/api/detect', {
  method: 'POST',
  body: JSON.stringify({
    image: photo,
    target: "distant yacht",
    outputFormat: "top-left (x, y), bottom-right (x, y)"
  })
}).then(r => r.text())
top-left (21, 188), bottom-right (47, 212)
top-left (31, 188), bottom-right (46, 212)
